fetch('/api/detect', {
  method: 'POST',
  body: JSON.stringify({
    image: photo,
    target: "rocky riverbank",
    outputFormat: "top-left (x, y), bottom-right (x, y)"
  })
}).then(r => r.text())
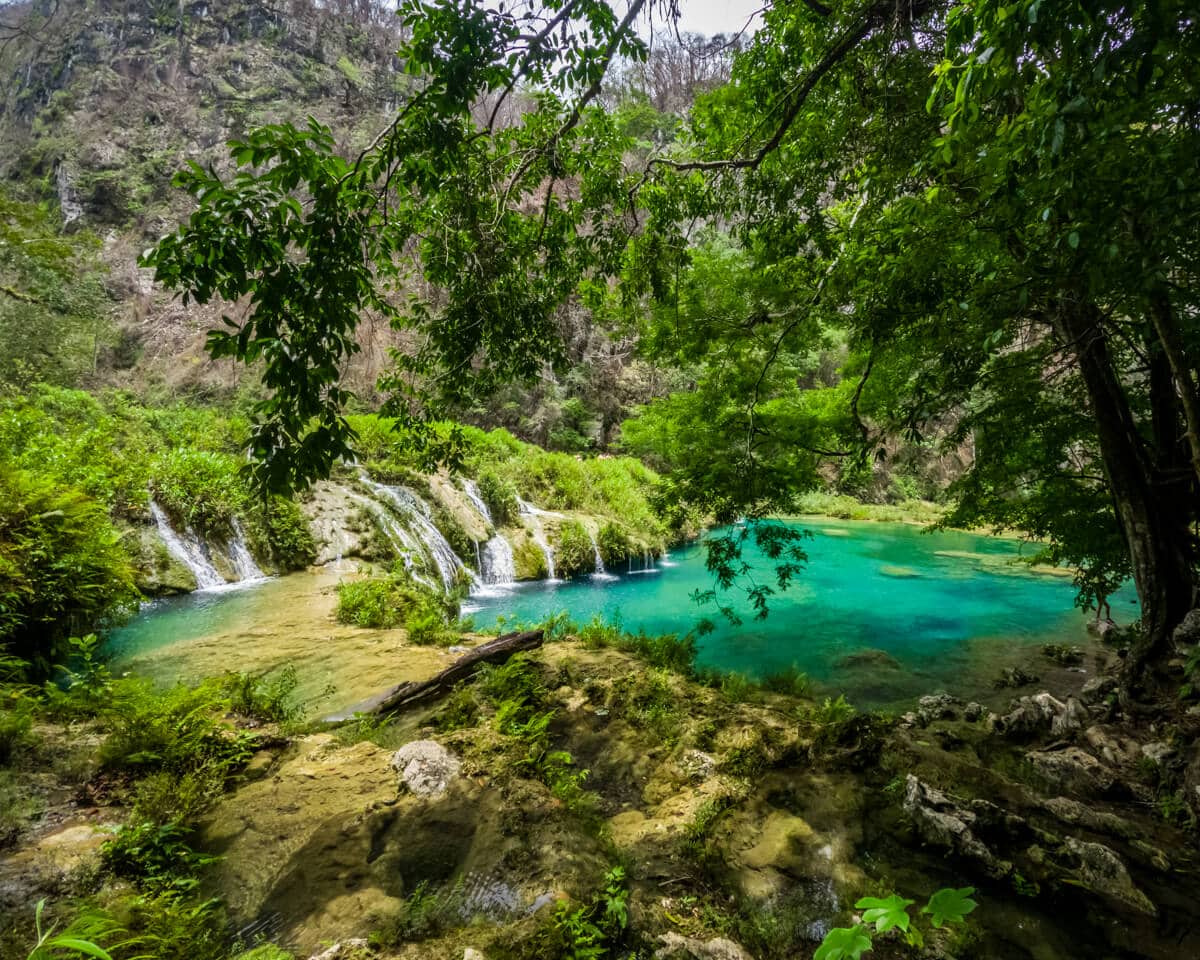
top-left (5, 621), bottom-right (1196, 960)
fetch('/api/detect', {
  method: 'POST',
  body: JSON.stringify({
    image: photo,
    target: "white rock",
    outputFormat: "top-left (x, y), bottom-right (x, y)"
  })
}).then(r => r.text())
top-left (391, 740), bottom-right (461, 797)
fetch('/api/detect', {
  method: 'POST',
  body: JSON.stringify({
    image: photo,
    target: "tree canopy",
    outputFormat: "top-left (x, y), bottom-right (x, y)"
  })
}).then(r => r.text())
top-left (144, 0), bottom-right (1200, 682)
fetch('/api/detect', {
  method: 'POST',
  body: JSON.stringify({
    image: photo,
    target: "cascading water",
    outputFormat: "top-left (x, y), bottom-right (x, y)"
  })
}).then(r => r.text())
top-left (516, 496), bottom-right (559, 581)
top-left (480, 535), bottom-right (517, 585)
top-left (227, 519), bottom-right (266, 582)
top-left (462, 479), bottom-right (493, 525)
top-left (588, 528), bottom-right (617, 581)
top-left (345, 491), bottom-right (425, 582)
top-left (363, 479), bottom-right (475, 592)
top-left (149, 500), bottom-right (225, 590)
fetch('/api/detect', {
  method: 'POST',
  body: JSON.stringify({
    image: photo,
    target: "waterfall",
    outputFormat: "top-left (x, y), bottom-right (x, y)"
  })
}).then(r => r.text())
top-left (462, 479), bottom-right (492, 525)
top-left (362, 479), bottom-right (475, 592)
top-left (345, 491), bottom-right (421, 571)
top-left (480, 534), bottom-right (516, 585)
top-left (149, 500), bottom-right (225, 590)
top-left (516, 497), bottom-right (558, 580)
top-left (226, 519), bottom-right (266, 582)
top-left (588, 528), bottom-right (617, 581)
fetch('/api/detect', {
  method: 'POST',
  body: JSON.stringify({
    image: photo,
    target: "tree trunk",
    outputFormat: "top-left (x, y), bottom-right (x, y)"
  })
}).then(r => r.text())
top-left (1055, 300), bottom-right (1194, 686)
top-left (321, 628), bottom-right (545, 722)
top-left (1147, 287), bottom-right (1200, 490)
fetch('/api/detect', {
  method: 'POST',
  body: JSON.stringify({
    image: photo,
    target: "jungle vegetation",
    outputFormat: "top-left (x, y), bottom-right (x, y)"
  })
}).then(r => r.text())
top-left (141, 0), bottom-right (1199, 696)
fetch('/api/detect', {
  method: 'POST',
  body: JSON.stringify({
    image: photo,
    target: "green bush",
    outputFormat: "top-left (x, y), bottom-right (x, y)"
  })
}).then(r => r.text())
top-left (0, 698), bottom-right (33, 766)
top-left (247, 496), bottom-right (316, 571)
top-left (102, 819), bottom-right (218, 893)
top-left (223, 663), bottom-right (301, 723)
top-left (596, 521), bottom-right (634, 567)
top-left (0, 466), bottom-right (137, 674)
top-left (554, 519), bottom-right (595, 577)
top-left (477, 468), bottom-right (519, 526)
top-left (150, 448), bottom-right (246, 535)
top-left (335, 573), bottom-right (461, 645)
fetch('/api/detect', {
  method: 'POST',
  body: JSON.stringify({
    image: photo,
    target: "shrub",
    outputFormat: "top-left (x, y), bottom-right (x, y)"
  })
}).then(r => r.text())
top-left (596, 521), bottom-right (634, 567)
top-left (150, 448), bottom-right (246, 535)
top-left (477, 469), bottom-right (519, 526)
top-left (102, 820), bottom-right (218, 893)
top-left (335, 573), bottom-right (460, 644)
top-left (761, 664), bottom-right (811, 698)
top-left (0, 466), bottom-right (137, 674)
top-left (247, 496), bottom-right (316, 571)
top-left (554, 519), bottom-right (596, 577)
top-left (223, 663), bottom-right (301, 723)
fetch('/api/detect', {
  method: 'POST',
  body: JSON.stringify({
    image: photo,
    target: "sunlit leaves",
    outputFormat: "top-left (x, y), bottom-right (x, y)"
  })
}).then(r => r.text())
top-left (813, 924), bottom-right (873, 960)
top-left (922, 886), bottom-right (977, 927)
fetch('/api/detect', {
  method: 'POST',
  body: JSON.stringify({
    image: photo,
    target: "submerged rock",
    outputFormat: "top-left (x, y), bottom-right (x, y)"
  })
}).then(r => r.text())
top-left (834, 648), bottom-right (902, 671)
top-left (307, 940), bottom-right (368, 960)
top-left (993, 665), bottom-right (1039, 689)
top-left (964, 701), bottom-right (985, 722)
top-left (391, 740), bottom-right (461, 797)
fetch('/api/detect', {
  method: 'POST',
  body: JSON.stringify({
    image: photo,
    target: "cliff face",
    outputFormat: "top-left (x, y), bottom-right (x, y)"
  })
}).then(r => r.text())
top-left (0, 0), bottom-right (407, 391)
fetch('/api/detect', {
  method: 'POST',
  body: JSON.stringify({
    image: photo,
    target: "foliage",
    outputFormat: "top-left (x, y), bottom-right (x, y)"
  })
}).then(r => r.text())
top-left (541, 866), bottom-right (629, 959)
top-left (223, 663), bottom-right (302, 724)
top-left (815, 887), bottom-right (977, 958)
top-left (555, 519), bottom-right (596, 578)
top-left (760, 664), bottom-right (811, 699)
top-left (476, 468), bottom-right (519, 526)
top-left (0, 189), bottom-right (113, 389)
top-left (575, 615), bottom-right (697, 675)
top-left (150, 448), bottom-right (246, 535)
top-left (101, 819), bottom-right (218, 893)
top-left (23, 899), bottom-right (126, 960)
top-left (0, 466), bottom-right (137, 674)
top-left (335, 570), bottom-right (459, 644)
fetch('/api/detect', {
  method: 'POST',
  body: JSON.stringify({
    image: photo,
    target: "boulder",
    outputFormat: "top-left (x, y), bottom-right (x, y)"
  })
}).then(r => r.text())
top-left (391, 740), bottom-right (461, 797)
top-left (916, 693), bottom-right (962, 726)
top-left (1079, 675), bottom-right (1118, 706)
top-left (1027, 747), bottom-right (1116, 797)
top-left (994, 665), bottom-right (1039, 689)
top-left (1140, 741), bottom-right (1175, 766)
top-left (964, 701), bottom-right (985, 723)
top-left (1087, 619), bottom-right (1127, 643)
top-left (1061, 837), bottom-right (1156, 917)
top-left (992, 692), bottom-right (1087, 739)
top-left (902, 775), bottom-right (1012, 878)
top-left (1172, 609), bottom-right (1200, 648)
top-left (308, 941), bottom-right (369, 960)
top-left (1083, 726), bottom-right (1141, 766)
top-left (463, 950), bottom-right (487, 960)
top-left (655, 933), bottom-right (754, 960)
top-left (679, 749), bottom-right (717, 783)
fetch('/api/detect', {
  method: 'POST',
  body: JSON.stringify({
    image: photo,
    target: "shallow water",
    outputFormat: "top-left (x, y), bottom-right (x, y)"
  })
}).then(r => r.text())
top-left (107, 519), bottom-right (1138, 710)
top-left (105, 567), bottom-right (453, 716)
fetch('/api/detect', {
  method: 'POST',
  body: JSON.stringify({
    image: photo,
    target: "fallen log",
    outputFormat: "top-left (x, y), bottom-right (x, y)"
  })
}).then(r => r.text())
top-left (321, 628), bottom-right (545, 723)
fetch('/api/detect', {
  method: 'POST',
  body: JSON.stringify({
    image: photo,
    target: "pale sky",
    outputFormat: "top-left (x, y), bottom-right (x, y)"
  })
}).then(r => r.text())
top-left (648, 0), bottom-right (764, 39)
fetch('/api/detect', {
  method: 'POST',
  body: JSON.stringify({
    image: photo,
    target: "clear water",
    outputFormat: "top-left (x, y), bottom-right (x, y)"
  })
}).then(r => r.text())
top-left (464, 518), bottom-right (1139, 706)
top-left (106, 519), bottom-right (1139, 709)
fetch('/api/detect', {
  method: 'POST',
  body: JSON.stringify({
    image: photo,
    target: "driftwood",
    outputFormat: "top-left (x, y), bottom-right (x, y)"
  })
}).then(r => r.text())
top-left (322, 628), bottom-right (545, 723)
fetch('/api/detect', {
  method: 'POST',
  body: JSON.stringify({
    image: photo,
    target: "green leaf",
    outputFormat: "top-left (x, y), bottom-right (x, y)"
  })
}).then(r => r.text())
top-left (855, 893), bottom-right (914, 933)
top-left (44, 936), bottom-right (115, 960)
top-left (814, 925), bottom-right (873, 960)
top-left (1068, 231), bottom-right (1080, 249)
top-left (922, 886), bottom-right (978, 927)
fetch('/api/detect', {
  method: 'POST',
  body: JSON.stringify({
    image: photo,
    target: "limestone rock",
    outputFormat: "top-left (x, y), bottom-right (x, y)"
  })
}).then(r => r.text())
top-left (902, 775), bottom-right (1012, 878)
top-left (964, 701), bottom-right (985, 722)
top-left (1062, 837), bottom-right (1156, 917)
top-left (993, 692), bottom-right (1086, 739)
top-left (916, 693), bottom-right (962, 726)
top-left (463, 950), bottom-right (487, 960)
top-left (679, 749), bottom-right (717, 783)
top-left (1172, 608), bottom-right (1200, 647)
top-left (1040, 797), bottom-right (1136, 840)
top-left (1027, 747), bottom-right (1115, 797)
top-left (1087, 619), bottom-right (1128, 643)
top-left (1141, 741), bottom-right (1176, 766)
top-left (655, 932), bottom-right (755, 960)
top-left (308, 940), bottom-right (368, 960)
top-left (391, 740), bottom-right (461, 797)
top-left (1080, 675), bottom-right (1118, 705)
top-left (1083, 726), bottom-right (1141, 766)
